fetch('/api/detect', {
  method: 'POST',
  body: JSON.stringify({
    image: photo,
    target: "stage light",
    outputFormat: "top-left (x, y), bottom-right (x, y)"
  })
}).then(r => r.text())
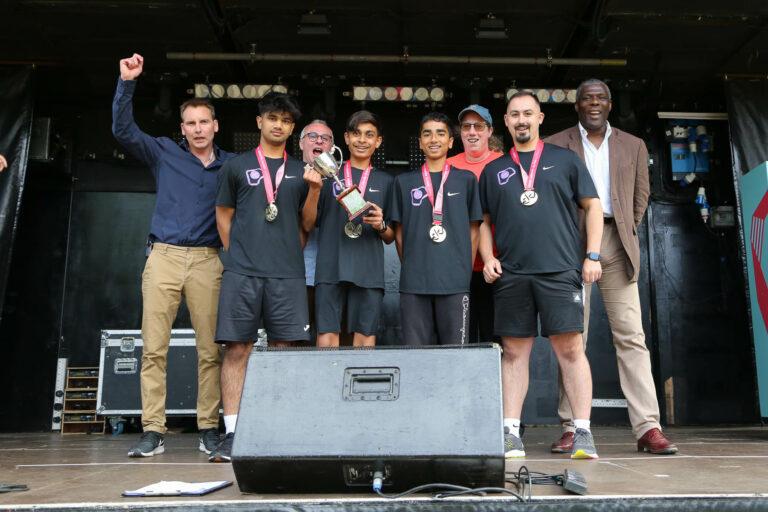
top-left (194, 84), bottom-right (210, 98)
top-left (210, 84), bottom-right (225, 98)
top-left (242, 85), bottom-right (257, 99)
top-left (429, 87), bottom-right (445, 102)
top-left (475, 15), bottom-right (507, 40)
top-left (192, 83), bottom-right (291, 99)
top-left (504, 87), bottom-right (578, 104)
top-left (347, 85), bottom-right (444, 102)
top-left (297, 12), bottom-right (331, 36)
top-left (226, 84), bottom-right (242, 98)
top-left (353, 86), bottom-right (368, 101)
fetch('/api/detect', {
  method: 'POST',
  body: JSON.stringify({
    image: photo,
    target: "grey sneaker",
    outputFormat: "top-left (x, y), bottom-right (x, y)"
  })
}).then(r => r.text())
top-left (571, 428), bottom-right (599, 459)
top-left (504, 427), bottom-right (526, 458)
top-left (209, 432), bottom-right (234, 463)
top-left (128, 431), bottom-right (165, 457)
top-left (198, 428), bottom-right (220, 455)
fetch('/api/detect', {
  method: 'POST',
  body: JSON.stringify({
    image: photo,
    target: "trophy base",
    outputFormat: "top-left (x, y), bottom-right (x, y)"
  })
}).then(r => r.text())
top-left (337, 187), bottom-right (372, 220)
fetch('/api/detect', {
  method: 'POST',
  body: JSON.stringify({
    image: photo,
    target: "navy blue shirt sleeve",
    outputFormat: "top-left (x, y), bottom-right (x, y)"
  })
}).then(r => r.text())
top-left (479, 167), bottom-right (491, 214)
top-left (111, 78), bottom-right (164, 172)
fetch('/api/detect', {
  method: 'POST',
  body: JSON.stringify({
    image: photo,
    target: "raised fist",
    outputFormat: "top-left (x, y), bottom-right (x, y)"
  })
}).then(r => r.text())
top-left (119, 53), bottom-right (144, 81)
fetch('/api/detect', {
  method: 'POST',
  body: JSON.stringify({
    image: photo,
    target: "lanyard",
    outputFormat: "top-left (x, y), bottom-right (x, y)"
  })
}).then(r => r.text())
top-left (343, 161), bottom-right (372, 199)
top-left (509, 140), bottom-right (544, 191)
top-left (255, 146), bottom-right (287, 204)
top-left (421, 163), bottom-right (451, 225)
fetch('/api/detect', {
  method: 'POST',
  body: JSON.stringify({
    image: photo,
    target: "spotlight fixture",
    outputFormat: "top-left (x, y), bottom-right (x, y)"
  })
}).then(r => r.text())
top-left (347, 86), bottom-right (446, 103)
top-left (504, 87), bottom-right (578, 104)
top-left (192, 84), bottom-right (289, 99)
top-left (298, 12), bottom-right (331, 36)
top-left (475, 14), bottom-right (508, 40)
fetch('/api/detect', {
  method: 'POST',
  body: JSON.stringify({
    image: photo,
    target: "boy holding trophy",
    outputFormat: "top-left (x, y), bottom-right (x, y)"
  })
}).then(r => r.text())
top-left (310, 110), bottom-right (395, 347)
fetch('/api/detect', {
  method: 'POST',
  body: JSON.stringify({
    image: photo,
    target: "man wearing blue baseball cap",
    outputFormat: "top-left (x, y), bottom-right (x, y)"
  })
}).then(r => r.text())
top-left (447, 105), bottom-right (503, 344)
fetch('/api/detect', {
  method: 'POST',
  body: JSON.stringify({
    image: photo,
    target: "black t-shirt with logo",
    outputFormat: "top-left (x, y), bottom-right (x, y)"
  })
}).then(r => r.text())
top-left (389, 167), bottom-right (483, 295)
top-left (314, 166), bottom-right (394, 289)
top-left (479, 143), bottom-right (598, 274)
top-left (217, 151), bottom-right (308, 278)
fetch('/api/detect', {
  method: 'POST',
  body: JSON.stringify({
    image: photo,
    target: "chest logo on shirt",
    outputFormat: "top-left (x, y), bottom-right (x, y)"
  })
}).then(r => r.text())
top-left (497, 167), bottom-right (516, 186)
top-left (245, 168), bottom-right (263, 187)
top-left (332, 180), bottom-right (343, 198)
top-left (410, 186), bottom-right (428, 206)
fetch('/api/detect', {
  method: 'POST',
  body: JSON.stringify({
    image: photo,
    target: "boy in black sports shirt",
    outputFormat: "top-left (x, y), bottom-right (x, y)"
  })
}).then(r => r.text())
top-left (210, 92), bottom-right (322, 462)
top-left (390, 112), bottom-right (483, 345)
top-left (312, 111), bottom-right (394, 347)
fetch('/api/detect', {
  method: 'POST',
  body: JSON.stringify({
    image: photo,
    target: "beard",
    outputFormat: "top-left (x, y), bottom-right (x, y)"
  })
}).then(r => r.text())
top-left (514, 132), bottom-right (531, 143)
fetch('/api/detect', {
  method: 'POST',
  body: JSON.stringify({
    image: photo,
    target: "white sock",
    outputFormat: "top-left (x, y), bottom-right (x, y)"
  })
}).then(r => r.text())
top-left (224, 414), bottom-right (238, 434)
top-left (574, 419), bottom-right (591, 432)
top-left (504, 418), bottom-right (521, 438)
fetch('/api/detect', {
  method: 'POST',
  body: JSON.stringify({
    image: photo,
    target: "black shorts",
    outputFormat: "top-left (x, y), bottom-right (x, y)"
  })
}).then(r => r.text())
top-left (315, 282), bottom-right (383, 336)
top-left (215, 271), bottom-right (310, 343)
top-left (493, 270), bottom-right (584, 338)
top-left (400, 292), bottom-right (470, 345)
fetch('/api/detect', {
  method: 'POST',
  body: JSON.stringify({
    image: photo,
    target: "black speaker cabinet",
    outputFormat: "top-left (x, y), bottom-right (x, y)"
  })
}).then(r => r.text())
top-left (232, 344), bottom-right (504, 493)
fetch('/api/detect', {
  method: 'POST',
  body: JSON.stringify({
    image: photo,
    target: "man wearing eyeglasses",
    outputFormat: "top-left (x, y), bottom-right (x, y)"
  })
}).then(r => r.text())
top-left (299, 120), bottom-right (335, 343)
top-left (447, 105), bottom-right (503, 344)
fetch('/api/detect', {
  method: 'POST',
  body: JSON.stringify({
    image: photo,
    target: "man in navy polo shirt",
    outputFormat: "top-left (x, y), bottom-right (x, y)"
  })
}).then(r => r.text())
top-left (112, 53), bottom-right (235, 458)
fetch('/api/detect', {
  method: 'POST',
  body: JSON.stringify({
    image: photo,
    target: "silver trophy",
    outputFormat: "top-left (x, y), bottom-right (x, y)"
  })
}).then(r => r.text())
top-left (312, 145), bottom-right (371, 220)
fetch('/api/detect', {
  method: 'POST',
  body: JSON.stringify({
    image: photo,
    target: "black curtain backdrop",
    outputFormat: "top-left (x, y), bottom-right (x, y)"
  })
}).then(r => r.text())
top-left (726, 80), bottom-right (768, 174)
top-left (0, 67), bottom-right (34, 322)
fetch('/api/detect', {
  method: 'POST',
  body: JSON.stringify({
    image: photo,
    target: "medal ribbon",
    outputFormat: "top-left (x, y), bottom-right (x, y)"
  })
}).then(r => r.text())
top-left (421, 163), bottom-right (451, 226)
top-left (343, 161), bottom-right (372, 200)
top-left (255, 146), bottom-right (287, 205)
top-left (509, 140), bottom-right (544, 192)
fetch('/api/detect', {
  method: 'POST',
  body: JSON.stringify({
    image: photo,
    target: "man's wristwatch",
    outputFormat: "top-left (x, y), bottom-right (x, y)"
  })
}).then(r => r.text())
top-left (586, 251), bottom-right (601, 262)
top-left (377, 220), bottom-right (388, 234)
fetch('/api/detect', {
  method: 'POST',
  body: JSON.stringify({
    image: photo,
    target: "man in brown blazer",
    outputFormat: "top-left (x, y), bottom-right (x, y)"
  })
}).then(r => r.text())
top-left (545, 79), bottom-right (677, 455)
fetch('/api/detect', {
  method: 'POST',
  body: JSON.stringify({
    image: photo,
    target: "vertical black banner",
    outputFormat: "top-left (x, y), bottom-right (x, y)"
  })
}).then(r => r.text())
top-left (0, 68), bottom-right (34, 322)
top-left (726, 79), bottom-right (768, 173)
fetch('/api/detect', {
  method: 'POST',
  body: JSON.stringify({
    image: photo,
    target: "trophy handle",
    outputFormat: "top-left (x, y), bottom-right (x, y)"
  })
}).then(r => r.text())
top-left (331, 145), bottom-right (344, 167)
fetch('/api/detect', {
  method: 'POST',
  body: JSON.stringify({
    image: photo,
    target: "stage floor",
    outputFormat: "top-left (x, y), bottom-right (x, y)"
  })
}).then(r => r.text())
top-left (2, 425), bottom-right (768, 510)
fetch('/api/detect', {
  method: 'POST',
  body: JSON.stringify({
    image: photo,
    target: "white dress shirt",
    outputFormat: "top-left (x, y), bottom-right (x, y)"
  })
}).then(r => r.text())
top-left (578, 121), bottom-right (613, 217)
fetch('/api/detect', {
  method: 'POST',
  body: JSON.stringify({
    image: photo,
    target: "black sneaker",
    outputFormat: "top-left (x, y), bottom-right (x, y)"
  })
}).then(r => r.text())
top-left (198, 428), bottom-right (220, 455)
top-left (127, 431), bottom-right (165, 458)
top-left (209, 432), bottom-right (234, 463)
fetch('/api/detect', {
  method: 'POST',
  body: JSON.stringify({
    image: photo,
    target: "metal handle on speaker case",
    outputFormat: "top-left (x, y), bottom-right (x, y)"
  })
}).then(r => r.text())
top-left (343, 367), bottom-right (400, 401)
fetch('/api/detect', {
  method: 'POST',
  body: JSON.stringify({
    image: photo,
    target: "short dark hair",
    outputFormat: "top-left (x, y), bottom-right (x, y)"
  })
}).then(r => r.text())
top-left (506, 90), bottom-right (540, 111)
top-left (576, 79), bottom-right (612, 101)
top-left (419, 112), bottom-right (453, 133)
top-left (346, 110), bottom-right (382, 135)
top-left (179, 98), bottom-right (216, 121)
top-left (258, 92), bottom-right (302, 122)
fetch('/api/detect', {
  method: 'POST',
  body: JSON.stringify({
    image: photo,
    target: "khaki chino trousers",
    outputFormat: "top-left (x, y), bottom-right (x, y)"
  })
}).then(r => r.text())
top-left (140, 243), bottom-right (223, 433)
top-left (558, 221), bottom-right (661, 439)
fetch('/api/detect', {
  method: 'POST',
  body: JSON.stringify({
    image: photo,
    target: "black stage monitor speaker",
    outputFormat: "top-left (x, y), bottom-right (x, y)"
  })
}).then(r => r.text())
top-left (232, 344), bottom-right (504, 493)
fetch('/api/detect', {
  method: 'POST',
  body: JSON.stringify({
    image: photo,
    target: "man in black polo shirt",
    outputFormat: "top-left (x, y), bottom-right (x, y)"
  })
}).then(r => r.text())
top-left (390, 112), bottom-right (483, 345)
top-left (209, 92), bottom-right (322, 462)
top-left (479, 91), bottom-right (603, 459)
top-left (313, 110), bottom-right (394, 347)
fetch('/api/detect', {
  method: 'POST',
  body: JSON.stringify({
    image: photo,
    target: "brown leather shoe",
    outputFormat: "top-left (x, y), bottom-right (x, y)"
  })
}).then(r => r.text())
top-left (550, 431), bottom-right (575, 453)
top-left (637, 428), bottom-right (678, 455)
